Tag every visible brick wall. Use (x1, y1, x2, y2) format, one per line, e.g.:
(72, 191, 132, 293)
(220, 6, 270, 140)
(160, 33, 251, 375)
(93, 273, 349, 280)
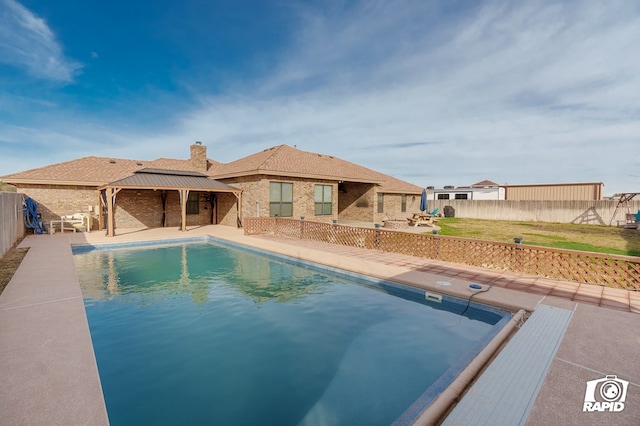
(114, 190, 163, 228)
(190, 142, 208, 172)
(222, 177, 420, 224)
(291, 179, 337, 222)
(14, 181, 423, 231)
(337, 182, 375, 222)
(376, 193, 420, 222)
(221, 176, 267, 218)
(15, 185, 234, 231)
(114, 190, 230, 228)
(216, 192, 239, 227)
(15, 184, 100, 230)
(335, 184, 419, 223)
(223, 175, 339, 223)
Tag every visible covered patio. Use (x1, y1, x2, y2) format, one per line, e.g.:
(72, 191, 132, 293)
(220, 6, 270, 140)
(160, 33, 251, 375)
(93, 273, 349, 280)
(98, 168, 243, 236)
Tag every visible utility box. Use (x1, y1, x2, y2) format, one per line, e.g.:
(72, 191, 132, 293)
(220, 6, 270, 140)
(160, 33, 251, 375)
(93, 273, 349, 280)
(444, 205, 455, 218)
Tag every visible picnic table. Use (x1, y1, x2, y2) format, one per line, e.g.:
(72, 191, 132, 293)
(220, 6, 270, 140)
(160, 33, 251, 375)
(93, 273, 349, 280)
(407, 213, 437, 227)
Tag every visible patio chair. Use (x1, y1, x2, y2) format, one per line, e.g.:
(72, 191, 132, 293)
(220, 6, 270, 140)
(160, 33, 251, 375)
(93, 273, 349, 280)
(58, 212, 92, 232)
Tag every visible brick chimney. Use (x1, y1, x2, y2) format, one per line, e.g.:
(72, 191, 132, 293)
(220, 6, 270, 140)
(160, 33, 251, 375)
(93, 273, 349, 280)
(190, 141, 207, 171)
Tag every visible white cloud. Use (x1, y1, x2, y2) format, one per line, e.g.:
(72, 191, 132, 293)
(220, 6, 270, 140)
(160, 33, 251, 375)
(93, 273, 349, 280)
(1, 0, 639, 195)
(176, 0, 637, 193)
(0, 0, 82, 81)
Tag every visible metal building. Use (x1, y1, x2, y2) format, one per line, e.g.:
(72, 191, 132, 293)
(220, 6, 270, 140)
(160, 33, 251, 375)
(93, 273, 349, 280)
(502, 182, 604, 201)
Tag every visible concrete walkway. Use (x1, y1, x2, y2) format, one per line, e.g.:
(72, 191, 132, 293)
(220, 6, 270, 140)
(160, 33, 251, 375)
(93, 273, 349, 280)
(1, 225, 638, 425)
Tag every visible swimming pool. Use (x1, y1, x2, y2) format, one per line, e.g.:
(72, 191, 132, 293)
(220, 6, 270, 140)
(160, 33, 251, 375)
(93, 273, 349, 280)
(73, 238, 510, 425)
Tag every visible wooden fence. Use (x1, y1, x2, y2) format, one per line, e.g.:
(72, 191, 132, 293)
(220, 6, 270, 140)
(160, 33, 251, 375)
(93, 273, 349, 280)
(0, 192, 26, 258)
(244, 217, 640, 290)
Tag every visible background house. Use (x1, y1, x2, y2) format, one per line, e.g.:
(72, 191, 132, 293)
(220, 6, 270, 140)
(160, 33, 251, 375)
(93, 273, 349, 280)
(429, 180, 505, 201)
(210, 144, 422, 224)
(429, 180, 603, 201)
(1, 142, 423, 232)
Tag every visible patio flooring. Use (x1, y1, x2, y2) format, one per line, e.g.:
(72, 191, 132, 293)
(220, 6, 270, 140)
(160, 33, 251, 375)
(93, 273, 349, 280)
(1, 225, 638, 425)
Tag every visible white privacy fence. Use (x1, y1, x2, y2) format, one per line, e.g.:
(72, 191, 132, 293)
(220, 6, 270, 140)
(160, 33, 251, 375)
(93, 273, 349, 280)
(427, 199, 640, 225)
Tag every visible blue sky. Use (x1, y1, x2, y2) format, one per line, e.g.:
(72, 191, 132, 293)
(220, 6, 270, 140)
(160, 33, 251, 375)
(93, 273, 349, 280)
(1, 0, 639, 195)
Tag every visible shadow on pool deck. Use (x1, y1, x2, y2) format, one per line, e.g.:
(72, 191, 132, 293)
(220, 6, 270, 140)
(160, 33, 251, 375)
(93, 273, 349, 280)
(1, 225, 638, 425)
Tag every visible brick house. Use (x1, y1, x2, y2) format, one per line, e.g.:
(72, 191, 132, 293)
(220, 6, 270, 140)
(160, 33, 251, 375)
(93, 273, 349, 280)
(1, 142, 423, 234)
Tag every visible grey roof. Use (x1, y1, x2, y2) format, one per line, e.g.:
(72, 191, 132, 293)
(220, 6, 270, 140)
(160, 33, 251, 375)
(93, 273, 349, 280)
(101, 169, 240, 192)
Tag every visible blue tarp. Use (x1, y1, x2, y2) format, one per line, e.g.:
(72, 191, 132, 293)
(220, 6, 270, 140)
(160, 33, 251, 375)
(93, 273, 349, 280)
(24, 197, 46, 234)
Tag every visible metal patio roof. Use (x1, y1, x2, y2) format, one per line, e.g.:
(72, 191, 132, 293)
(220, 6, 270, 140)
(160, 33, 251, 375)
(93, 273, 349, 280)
(99, 168, 241, 193)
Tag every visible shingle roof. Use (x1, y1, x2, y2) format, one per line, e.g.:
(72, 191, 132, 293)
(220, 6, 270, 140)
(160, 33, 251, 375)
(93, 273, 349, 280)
(0, 157, 217, 186)
(212, 145, 375, 180)
(212, 145, 422, 194)
(1, 144, 422, 194)
(1, 156, 144, 185)
(470, 180, 500, 188)
(150, 158, 222, 173)
(136, 168, 207, 177)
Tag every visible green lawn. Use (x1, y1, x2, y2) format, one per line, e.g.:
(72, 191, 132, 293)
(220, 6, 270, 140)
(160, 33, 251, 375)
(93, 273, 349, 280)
(435, 218, 640, 257)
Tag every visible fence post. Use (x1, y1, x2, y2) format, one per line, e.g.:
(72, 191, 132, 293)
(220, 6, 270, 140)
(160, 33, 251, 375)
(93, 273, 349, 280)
(331, 220, 337, 244)
(514, 238, 523, 273)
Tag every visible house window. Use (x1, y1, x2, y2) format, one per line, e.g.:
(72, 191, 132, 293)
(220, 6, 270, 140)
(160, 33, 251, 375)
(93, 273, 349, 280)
(437, 194, 450, 200)
(269, 182, 293, 217)
(314, 185, 332, 215)
(377, 193, 384, 213)
(401, 194, 407, 212)
(455, 193, 468, 200)
(186, 192, 199, 214)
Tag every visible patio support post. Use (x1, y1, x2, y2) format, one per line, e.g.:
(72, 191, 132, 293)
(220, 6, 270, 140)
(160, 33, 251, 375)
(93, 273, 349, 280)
(106, 187, 115, 237)
(212, 194, 218, 224)
(98, 191, 104, 231)
(233, 191, 243, 228)
(179, 189, 188, 232)
(160, 191, 168, 227)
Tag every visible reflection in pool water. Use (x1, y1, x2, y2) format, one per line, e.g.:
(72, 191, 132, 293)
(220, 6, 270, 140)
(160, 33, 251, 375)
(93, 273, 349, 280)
(74, 241, 508, 426)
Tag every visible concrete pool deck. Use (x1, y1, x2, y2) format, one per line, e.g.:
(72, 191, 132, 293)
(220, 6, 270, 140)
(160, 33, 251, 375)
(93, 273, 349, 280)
(1, 225, 638, 425)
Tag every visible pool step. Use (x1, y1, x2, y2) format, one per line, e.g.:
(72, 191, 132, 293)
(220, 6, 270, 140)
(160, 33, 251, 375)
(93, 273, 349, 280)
(442, 304, 574, 426)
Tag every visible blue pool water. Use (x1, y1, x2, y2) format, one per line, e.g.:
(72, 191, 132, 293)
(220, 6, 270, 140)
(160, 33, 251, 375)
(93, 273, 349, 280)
(73, 238, 510, 425)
